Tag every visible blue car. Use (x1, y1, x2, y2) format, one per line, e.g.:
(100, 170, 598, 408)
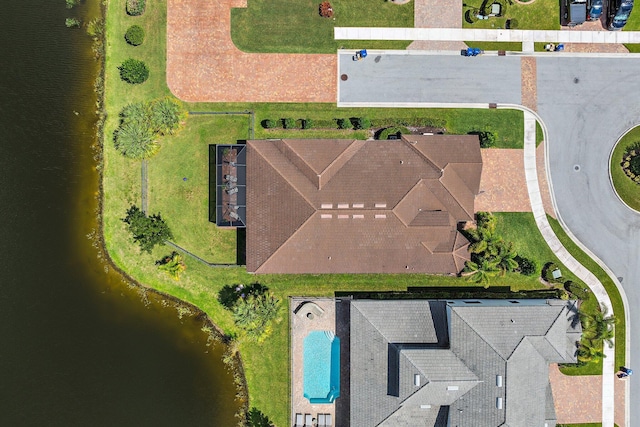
(608, 0, 634, 30)
(589, 0, 604, 20)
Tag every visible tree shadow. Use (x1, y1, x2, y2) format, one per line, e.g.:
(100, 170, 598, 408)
(218, 283, 269, 309)
(246, 407, 275, 427)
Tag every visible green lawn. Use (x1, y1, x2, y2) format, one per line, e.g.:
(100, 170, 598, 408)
(231, 0, 413, 53)
(462, 0, 560, 30)
(610, 125, 640, 211)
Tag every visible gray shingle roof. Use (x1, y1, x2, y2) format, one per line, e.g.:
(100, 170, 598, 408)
(348, 299, 580, 427)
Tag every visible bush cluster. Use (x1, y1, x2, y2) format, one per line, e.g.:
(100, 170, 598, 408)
(282, 118, 296, 129)
(126, 0, 146, 16)
(113, 98, 187, 159)
(469, 130, 496, 148)
(125, 25, 145, 46)
(621, 144, 640, 184)
(378, 126, 410, 140)
(118, 58, 149, 84)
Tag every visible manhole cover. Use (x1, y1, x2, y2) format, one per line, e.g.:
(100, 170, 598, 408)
(574, 165, 580, 171)
(341, 74, 348, 81)
(573, 77, 580, 84)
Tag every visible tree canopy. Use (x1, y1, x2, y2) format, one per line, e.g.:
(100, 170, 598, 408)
(122, 205, 173, 253)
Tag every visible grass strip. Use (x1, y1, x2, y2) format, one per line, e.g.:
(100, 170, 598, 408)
(548, 217, 626, 374)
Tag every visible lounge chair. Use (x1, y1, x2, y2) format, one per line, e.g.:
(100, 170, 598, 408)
(326, 414, 332, 426)
(317, 414, 326, 427)
(305, 414, 313, 426)
(295, 413, 303, 426)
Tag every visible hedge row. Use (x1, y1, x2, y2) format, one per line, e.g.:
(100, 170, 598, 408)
(261, 117, 448, 130)
(261, 117, 372, 130)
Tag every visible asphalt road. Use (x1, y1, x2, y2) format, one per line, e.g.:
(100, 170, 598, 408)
(536, 56, 640, 424)
(339, 52, 639, 424)
(338, 52, 522, 105)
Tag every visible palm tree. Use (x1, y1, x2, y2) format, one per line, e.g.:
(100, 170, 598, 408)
(580, 308, 616, 348)
(157, 252, 186, 280)
(463, 259, 500, 287)
(576, 339, 606, 363)
(496, 242, 519, 275)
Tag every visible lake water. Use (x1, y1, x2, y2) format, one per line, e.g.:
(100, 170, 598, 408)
(0, 0, 240, 425)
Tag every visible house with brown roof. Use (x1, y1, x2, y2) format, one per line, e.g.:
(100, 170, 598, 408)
(239, 135, 482, 274)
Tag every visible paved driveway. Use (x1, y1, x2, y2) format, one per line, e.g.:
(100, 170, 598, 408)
(338, 52, 521, 105)
(536, 56, 640, 425)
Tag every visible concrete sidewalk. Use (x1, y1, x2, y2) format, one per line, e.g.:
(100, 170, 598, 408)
(336, 27, 640, 44)
(520, 108, 616, 427)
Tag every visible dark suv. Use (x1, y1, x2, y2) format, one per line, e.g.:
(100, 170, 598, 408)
(589, 0, 604, 20)
(608, 0, 634, 30)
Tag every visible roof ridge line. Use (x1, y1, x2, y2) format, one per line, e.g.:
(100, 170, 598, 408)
(451, 307, 509, 361)
(254, 212, 316, 273)
(317, 139, 364, 189)
(440, 164, 475, 219)
(402, 136, 443, 172)
(254, 141, 316, 207)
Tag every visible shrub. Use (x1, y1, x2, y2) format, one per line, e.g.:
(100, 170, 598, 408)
(353, 117, 371, 130)
(507, 18, 518, 29)
(157, 252, 186, 280)
(125, 25, 145, 46)
(515, 255, 537, 276)
(126, 0, 146, 16)
(629, 155, 640, 176)
(65, 18, 81, 28)
(301, 119, 313, 130)
(118, 58, 149, 84)
(378, 126, 410, 140)
(261, 119, 277, 129)
(232, 291, 281, 343)
(149, 97, 186, 135)
(564, 280, 590, 300)
(337, 118, 352, 129)
(282, 118, 296, 129)
(470, 131, 496, 148)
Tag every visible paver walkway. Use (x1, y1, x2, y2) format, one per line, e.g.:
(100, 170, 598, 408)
(335, 27, 640, 44)
(408, 0, 466, 51)
(549, 364, 626, 427)
(167, 0, 336, 102)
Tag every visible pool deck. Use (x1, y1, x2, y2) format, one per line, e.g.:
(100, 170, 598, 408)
(290, 297, 337, 426)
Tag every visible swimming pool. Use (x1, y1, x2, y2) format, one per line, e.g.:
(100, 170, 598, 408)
(303, 330, 340, 404)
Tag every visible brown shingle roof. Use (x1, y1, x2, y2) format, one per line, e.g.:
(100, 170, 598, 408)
(246, 135, 482, 274)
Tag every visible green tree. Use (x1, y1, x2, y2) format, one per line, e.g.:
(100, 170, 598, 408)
(149, 97, 186, 135)
(113, 120, 158, 159)
(232, 292, 281, 343)
(118, 58, 149, 84)
(580, 309, 615, 349)
(157, 252, 186, 280)
(576, 339, 605, 363)
(124, 25, 145, 46)
(122, 206, 173, 253)
(462, 259, 500, 287)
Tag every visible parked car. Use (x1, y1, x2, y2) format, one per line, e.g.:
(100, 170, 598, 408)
(589, 0, 604, 20)
(608, 0, 634, 30)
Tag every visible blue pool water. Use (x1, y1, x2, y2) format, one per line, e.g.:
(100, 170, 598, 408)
(303, 330, 340, 404)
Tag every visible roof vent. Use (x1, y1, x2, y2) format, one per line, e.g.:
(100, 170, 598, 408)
(496, 397, 503, 409)
(496, 375, 503, 387)
(420, 405, 431, 409)
(414, 374, 421, 386)
(447, 385, 459, 391)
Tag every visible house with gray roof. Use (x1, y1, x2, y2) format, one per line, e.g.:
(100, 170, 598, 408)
(340, 298, 581, 427)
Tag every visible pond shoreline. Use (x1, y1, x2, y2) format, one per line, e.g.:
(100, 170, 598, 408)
(94, 1, 249, 422)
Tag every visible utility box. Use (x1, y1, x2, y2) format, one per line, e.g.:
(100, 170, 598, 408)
(566, 0, 587, 25)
